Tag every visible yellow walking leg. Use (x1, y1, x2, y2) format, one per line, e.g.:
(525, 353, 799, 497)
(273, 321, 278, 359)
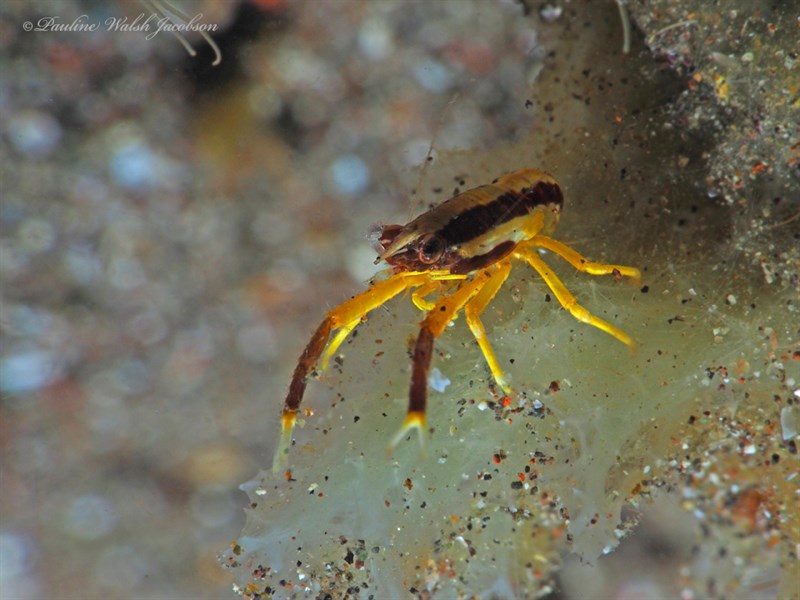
(526, 236, 641, 283)
(411, 280, 441, 312)
(464, 259, 513, 394)
(411, 272, 468, 312)
(514, 248, 636, 349)
(319, 319, 360, 372)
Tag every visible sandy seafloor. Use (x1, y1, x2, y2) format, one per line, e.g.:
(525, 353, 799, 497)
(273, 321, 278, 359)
(1, 1, 798, 599)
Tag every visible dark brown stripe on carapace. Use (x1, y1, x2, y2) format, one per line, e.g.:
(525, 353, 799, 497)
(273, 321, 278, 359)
(409, 325, 434, 415)
(437, 181, 563, 247)
(451, 240, 515, 275)
(284, 317, 333, 412)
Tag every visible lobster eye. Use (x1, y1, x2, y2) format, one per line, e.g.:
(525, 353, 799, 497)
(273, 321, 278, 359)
(418, 234, 444, 264)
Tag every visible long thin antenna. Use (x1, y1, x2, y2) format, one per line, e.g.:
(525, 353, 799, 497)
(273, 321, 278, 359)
(141, 0, 222, 66)
(645, 19, 697, 48)
(409, 92, 460, 219)
(615, 0, 631, 54)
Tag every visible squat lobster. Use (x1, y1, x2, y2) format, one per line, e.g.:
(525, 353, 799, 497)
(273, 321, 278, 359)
(274, 169, 640, 469)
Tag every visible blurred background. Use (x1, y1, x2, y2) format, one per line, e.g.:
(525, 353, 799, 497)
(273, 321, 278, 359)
(0, 2, 550, 597)
(1, 1, 796, 599)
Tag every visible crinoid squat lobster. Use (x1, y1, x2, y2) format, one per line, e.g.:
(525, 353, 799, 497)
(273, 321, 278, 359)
(273, 169, 640, 469)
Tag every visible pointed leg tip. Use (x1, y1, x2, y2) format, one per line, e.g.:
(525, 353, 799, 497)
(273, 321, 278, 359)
(496, 376, 512, 395)
(272, 410, 297, 473)
(271, 451, 287, 474)
(626, 268, 642, 286)
(616, 330, 637, 355)
(387, 411, 427, 455)
(272, 438, 289, 473)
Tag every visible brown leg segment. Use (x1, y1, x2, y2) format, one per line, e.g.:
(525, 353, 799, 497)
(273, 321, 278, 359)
(274, 317, 333, 472)
(282, 317, 333, 423)
(409, 325, 435, 415)
(274, 271, 434, 471)
(389, 271, 492, 451)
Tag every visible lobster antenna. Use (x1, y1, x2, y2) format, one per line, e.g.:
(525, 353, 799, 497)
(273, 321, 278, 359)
(408, 91, 461, 219)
